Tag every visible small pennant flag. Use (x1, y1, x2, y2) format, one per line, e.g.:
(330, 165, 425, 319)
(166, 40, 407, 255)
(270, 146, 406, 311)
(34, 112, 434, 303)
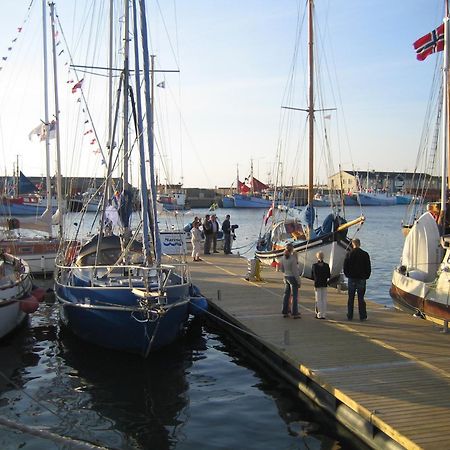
(71, 79, 84, 93)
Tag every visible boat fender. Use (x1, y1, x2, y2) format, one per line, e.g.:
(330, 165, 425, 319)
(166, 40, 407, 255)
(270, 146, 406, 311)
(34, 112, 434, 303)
(20, 295, 39, 313)
(31, 286, 46, 302)
(189, 296, 208, 316)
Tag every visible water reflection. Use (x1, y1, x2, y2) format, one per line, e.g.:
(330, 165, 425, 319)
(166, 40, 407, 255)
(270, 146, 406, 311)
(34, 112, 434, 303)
(56, 320, 207, 449)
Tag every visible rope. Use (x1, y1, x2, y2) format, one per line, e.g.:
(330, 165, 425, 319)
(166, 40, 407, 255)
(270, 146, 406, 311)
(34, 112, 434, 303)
(0, 370, 106, 449)
(189, 298, 274, 342)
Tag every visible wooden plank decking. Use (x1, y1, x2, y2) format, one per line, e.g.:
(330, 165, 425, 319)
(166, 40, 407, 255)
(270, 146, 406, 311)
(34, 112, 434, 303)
(186, 253, 450, 450)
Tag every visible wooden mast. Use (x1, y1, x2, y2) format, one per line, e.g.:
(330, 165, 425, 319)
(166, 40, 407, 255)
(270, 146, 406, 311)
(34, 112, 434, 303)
(307, 0, 314, 205)
(441, 1, 449, 227)
(446, 0, 450, 203)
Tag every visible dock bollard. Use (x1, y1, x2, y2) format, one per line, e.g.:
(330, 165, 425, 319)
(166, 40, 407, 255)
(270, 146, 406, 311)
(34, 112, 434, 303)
(245, 258, 262, 282)
(217, 290, 221, 301)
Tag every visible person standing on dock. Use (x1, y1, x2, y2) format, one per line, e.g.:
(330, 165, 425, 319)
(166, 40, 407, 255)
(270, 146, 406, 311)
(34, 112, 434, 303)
(311, 251, 330, 319)
(279, 243, 301, 319)
(222, 214, 232, 254)
(202, 214, 212, 254)
(344, 238, 371, 321)
(210, 214, 220, 253)
(191, 221, 203, 262)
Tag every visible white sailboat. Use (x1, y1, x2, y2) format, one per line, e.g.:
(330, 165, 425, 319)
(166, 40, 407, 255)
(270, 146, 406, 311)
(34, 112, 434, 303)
(255, 0, 364, 280)
(390, 8, 450, 323)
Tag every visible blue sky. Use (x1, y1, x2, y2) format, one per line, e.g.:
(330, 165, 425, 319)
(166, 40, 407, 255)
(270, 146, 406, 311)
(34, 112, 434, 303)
(0, 0, 445, 189)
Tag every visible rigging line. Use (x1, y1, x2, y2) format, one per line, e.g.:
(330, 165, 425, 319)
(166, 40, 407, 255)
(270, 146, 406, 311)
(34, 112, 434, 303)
(0, 369, 105, 448)
(155, 0, 181, 70)
(0, 416, 107, 450)
(54, 10, 108, 167)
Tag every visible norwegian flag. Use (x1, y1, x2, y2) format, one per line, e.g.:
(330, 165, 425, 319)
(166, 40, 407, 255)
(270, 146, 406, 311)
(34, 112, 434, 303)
(413, 23, 444, 61)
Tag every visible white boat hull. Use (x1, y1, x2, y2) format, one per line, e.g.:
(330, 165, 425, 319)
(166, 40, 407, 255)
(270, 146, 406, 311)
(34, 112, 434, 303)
(390, 212, 450, 321)
(0, 301, 26, 338)
(257, 236, 350, 280)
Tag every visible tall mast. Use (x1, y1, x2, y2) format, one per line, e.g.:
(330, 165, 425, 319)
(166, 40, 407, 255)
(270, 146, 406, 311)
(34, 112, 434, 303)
(107, 0, 114, 201)
(441, 9, 449, 226)
(307, 0, 314, 204)
(132, 0, 151, 262)
(139, 0, 162, 263)
(123, 0, 130, 190)
(42, 0, 52, 233)
(49, 2, 63, 238)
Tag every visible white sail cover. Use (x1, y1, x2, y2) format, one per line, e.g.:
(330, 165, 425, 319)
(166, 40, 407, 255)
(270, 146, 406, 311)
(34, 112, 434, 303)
(402, 212, 442, 281)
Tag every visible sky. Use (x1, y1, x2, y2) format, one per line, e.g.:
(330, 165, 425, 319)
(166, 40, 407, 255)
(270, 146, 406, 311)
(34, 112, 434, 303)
(0, 0, 445, 189)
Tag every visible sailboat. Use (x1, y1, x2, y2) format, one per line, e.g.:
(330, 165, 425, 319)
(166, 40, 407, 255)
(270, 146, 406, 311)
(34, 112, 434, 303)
(0, 0, 62, 275)
(224, 162, 274, 209)
(0, 251, 42, 340)
(54, 0, 203, 356)
(390, 10, 450, 323)
(255, 0, 364, 280)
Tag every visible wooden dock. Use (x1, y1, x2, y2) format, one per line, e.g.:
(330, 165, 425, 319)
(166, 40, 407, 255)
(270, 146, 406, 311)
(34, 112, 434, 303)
(187, 253, 450, 450)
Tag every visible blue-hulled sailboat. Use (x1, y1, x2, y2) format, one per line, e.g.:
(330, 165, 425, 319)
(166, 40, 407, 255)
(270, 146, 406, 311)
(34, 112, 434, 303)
(54, 0, 202, 356)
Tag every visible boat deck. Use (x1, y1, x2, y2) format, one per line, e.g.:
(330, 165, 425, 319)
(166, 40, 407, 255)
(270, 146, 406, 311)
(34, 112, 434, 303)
(186, 253, 450, 450)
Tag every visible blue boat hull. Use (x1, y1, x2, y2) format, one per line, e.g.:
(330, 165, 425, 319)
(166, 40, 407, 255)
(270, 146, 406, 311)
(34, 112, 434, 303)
(233, 194, 272, 208)
(221, 196, 235, 208)
(0, 202, 49, 216)
(356, 192, 396, 206)
(56, 282, 190, 355)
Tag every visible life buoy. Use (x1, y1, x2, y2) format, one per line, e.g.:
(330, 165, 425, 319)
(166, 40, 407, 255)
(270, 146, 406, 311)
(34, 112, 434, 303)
(20, 295, 39, 313)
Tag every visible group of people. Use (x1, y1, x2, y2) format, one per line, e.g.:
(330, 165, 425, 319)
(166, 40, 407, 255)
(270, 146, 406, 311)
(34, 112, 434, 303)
(280, 238, 371, 321)
(190, 214, 234, 262)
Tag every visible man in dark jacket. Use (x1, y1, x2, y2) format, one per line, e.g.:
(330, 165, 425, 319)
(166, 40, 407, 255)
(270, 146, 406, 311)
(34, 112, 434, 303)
(202, 214, 212, 254)
(343, 238, 371, 321)
(222, 214, 232, 254)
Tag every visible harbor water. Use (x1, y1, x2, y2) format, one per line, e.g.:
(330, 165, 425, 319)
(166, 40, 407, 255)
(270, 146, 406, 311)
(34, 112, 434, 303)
(0, 206, 407, 449)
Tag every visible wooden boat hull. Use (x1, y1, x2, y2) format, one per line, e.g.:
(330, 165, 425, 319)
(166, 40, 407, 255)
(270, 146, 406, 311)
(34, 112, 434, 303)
(390, 212, 450, 323)
(390, 271, 450, 322)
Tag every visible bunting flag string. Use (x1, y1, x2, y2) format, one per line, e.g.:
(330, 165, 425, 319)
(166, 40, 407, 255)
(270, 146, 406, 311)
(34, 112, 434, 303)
(0, 1, 34, 72)
(51, 11, 105, 161)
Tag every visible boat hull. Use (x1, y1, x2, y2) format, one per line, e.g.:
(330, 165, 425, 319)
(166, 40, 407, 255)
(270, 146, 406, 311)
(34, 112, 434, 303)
(390, 271, 450, 321)
(255, 233, 350, 280)
(356, 192, 396, 206)
(0, 255, 34, 339)
(233, 194, 272, 208)
(390, 212, 450, 322)
(0, 301, 27, 339)
(55, 281, 191, 355)
(221, 196, 235, 208)
(0, 238, 59, 274)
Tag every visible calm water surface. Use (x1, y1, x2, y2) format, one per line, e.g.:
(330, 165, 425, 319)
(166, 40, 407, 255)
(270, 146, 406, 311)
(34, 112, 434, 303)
(0, 206, 407, 449)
